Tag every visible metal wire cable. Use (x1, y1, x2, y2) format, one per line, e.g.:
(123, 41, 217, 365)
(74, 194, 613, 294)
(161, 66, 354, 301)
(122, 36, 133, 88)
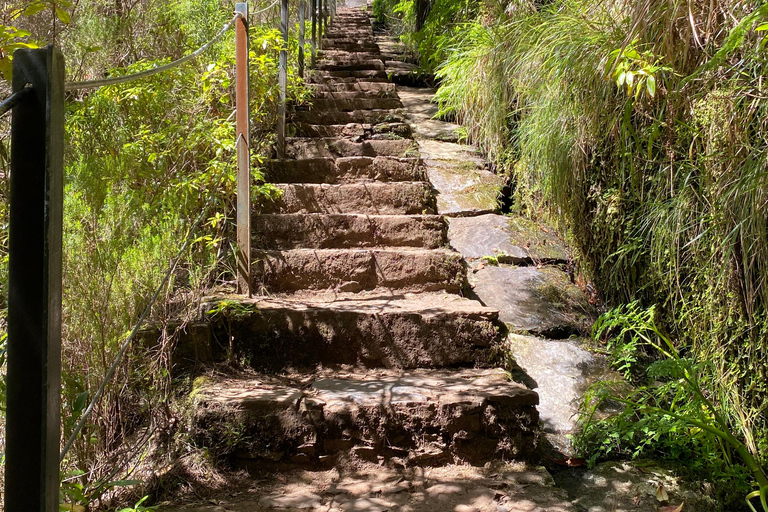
(250, 0, 279, 19)
(64, 12, 243, 91)
(59, 171, 228, 462)
(0, 86, 33, 117)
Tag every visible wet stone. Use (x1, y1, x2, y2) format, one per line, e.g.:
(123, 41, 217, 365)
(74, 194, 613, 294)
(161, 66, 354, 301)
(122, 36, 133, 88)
(448, 214, 568, 265)
(470, 266, 595, 338)
(506, 334, 613, 456)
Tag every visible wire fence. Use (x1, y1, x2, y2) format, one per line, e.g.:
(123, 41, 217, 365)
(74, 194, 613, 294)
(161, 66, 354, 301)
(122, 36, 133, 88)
(65, 13, 243, 91)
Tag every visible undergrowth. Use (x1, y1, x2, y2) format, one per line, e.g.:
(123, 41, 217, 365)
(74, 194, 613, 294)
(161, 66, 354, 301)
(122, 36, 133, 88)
(0, 0, 310, 508)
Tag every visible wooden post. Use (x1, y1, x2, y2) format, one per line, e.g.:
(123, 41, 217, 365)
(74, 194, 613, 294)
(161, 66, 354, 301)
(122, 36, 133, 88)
(235, 3, 251, 296)
(311, 0, 317, 67)
(277, 0, 288, 158)
(5, 44, 64, 512)
(299, 0, 305, 79)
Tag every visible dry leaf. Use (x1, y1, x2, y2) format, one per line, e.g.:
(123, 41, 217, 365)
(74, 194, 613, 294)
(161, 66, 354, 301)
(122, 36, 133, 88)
(655, 484, 669, 502)
(657, 503, 684, 512)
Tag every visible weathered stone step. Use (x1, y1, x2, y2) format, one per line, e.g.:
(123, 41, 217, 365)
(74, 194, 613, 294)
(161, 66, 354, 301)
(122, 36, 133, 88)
(316, 60, 385, 72)
(312, 69, 388, 80)
(306, 75, 389, 85)
(264, 156, 423, 183)
(192, 368, 538, 465)
(291, 108, 404, 125)
(321, 40, 380, 52)
(252, 247, 465, 293)
(285, 138, 416, 159)
(316, 52, 384, 63)
(174, 292, 502, 370)
(256, 182, 436, 215)
(252, 213, 447, 249)
(290, 121, 411, 139)
(325, 30, 374, 38)
(309, 81, 397, 94)
(312, 90, 398, 100)
(310, 97, 403, 111)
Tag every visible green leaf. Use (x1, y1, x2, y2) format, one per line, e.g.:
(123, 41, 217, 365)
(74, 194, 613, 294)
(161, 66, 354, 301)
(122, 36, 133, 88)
(23, 3, 47, 16)
(646, 75, 656, 97)
(55, 7, 71, 24)
(105, 479, 141, 488)
(73, 391, 88, 413)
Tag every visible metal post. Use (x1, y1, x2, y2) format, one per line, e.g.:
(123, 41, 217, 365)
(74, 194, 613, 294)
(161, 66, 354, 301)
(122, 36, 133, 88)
(320, 0, 324, 41)
(331, 0, 335, 23)
(277, 0, 288, 159)
(321, 0, 326, 38)
(311, 0, 317, 67)
(235, 3, 251, 296)
(5, 45, 64, 512)
(299, 0, 305, 79)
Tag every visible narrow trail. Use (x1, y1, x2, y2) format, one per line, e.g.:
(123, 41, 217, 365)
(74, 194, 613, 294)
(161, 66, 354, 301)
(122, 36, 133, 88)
(160, 6, 711, 512)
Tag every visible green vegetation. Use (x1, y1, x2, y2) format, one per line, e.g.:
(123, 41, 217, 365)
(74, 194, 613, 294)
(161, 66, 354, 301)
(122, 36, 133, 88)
(0, 0, 310, 508)
(374, 0, 768, 507)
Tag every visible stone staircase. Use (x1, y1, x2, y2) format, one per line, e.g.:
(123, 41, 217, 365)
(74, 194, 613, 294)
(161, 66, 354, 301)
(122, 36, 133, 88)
(178, 7, 539, 469)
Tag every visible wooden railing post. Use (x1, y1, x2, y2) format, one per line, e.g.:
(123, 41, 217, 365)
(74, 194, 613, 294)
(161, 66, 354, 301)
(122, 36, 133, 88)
(235, 2, 251, 296)
(5, 44, 64, 512)
(299, 0, 305, 79)
(277, 0, 288, 158)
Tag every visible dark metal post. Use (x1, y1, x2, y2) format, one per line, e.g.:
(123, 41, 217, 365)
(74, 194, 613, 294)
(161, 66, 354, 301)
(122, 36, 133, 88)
(319, 0, 324, 40)
(323, 0, 328, 37)
(277, 0, 288, 158)
(311, 0, 317, 67)
(5, 45, 64, 512)
(235, 3, 251, 296)
(299, 0, 305, 79)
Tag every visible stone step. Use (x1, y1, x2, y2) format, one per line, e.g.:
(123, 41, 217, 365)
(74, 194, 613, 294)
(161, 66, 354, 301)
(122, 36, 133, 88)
(285, 138, 416, 159)
(312, 89, 399, 100)
(312, 69, 388, 80)
(309, 81, 397, 94)
(291, 108, 404, 125)
(255, 182, 436, 215)
(306, 75, 389, 85)
(316, 60, 385, 72)
(191, 368, 538, 465)
(310, 97, 403, 111)
(252, 247, 465, 293)
(173, 292, 502, 370)
(290, 121, 412, 139)
(252, 213, 447, 249)
(321, 40, 380, 52)
(325, 31, 374, 39)
(316, 52, 384, 63)
(264, 157, 424, 183)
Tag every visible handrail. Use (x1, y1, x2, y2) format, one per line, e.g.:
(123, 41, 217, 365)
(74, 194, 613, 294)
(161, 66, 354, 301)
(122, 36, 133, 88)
(0, 86, 33, 117)
(64, 12, 243, 91)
